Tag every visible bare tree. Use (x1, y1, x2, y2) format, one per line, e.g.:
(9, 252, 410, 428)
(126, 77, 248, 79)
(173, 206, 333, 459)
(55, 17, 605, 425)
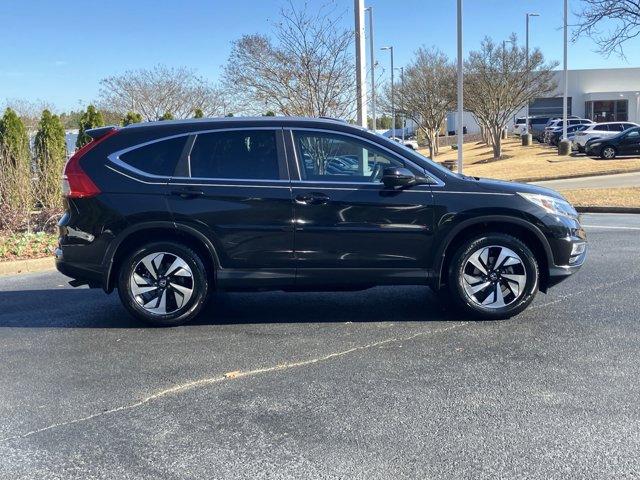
(464, 35, 558, 160)
(99, 65, 229, 121)
(222, 1, 356, 118)
(385, 48, 456, 158)
(574, 0, 640, 57)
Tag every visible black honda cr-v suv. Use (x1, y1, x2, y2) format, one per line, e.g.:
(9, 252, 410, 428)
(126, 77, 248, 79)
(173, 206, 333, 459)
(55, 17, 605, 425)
(56, 117, 587, 326)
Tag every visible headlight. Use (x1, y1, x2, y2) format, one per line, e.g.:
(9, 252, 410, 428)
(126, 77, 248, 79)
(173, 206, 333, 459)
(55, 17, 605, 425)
(518, 192, 578, 218)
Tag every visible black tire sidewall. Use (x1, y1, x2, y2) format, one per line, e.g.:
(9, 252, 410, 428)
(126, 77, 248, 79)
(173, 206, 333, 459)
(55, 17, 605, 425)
(448, 234, 539, 320)
(117, 242, 209, 326)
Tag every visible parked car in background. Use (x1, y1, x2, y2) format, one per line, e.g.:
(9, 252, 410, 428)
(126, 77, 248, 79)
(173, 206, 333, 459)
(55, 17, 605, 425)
(528, 117, 552, 142)
(55, 116, 586, 326)
(513, 117, 528, 135)
(543, 119, 593, 144)
(547, 124, 590, 147)
(390, 137, 419, 150)
(585, 126, 640, 159)
(574, 122, 639, 153)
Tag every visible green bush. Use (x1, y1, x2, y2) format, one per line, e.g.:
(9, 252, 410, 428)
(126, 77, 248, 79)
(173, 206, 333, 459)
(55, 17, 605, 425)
(76, 105, 105, 149)
(34, 110, 67, 212)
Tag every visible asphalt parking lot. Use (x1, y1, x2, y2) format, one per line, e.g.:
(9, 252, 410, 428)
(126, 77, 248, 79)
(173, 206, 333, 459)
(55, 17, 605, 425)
(1, 213, 639, 479)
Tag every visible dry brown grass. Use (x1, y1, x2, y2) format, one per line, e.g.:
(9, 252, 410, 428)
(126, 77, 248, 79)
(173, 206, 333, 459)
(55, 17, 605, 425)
(421, 137, 640, 182)
(559, 187, 640, 208)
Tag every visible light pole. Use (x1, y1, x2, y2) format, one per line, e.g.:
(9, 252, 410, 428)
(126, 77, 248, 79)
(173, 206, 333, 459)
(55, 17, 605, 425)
(456, 0, 463, 173)
(381, 46, 394, 136)
(354, 0, 367, 127)
(365, 6, 376, 131)
(559, 0, 570, 155)
(395, 67, 405, 141)
(525, 13, 540, 132)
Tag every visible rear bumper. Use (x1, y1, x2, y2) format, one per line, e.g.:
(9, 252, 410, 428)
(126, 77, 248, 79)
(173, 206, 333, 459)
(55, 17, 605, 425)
(55, 248, 103, 288)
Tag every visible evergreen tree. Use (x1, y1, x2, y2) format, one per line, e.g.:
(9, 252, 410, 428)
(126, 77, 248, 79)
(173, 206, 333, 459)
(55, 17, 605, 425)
(193, 108, 204, 118)
(122, 111, 142, 126)
(263, 110, 275, 116)
(0, 108, 32, 230)
(76, 105, 105, 149)
(159, 111, 174, 121)
(34, 110, 67, 211)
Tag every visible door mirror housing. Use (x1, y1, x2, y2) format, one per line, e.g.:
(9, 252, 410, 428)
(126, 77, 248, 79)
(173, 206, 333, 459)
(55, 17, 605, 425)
(382, 167, 431, 188)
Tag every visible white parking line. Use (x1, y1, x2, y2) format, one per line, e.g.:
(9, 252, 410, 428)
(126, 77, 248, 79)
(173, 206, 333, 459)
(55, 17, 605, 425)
(583, 225, 640, 230)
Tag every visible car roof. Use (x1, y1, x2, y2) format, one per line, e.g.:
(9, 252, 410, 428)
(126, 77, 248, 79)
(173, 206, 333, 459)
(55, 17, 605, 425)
(121, 116, 351, 131)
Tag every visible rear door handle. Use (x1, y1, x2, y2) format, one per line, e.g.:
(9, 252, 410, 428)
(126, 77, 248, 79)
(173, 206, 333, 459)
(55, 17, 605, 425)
(171, 188, 205, 199)
(295, 192, 330, 205)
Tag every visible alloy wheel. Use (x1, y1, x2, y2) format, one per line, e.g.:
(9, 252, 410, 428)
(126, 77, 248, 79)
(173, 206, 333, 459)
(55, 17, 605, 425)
(602, 147, 615, 159)
(130, 252, 194, 315)
(462, 245, 527, 309)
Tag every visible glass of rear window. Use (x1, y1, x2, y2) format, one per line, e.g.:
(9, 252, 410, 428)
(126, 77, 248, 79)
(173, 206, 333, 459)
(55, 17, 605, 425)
(119, 136, 187, 177)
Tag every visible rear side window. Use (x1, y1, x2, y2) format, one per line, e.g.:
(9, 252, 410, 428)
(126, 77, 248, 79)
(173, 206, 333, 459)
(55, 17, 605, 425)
(119, 136, 186, 176)
(189, 130, 279, 179)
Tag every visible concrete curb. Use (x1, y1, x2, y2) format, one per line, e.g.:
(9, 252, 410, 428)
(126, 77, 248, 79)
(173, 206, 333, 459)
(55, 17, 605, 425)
(0, 257, 55, 276)
(576, 206, 640, 214)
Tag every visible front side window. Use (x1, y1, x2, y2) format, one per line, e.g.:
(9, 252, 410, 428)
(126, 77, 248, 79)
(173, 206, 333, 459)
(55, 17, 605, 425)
(119, 136, 187, 176)
(624, 129, 640, 138)
(293, 131, 405, 183)
(189, 130, 279, 179)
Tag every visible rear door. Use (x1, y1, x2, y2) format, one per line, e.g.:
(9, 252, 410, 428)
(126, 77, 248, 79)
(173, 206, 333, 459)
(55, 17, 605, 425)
(167, 128, 295, 278)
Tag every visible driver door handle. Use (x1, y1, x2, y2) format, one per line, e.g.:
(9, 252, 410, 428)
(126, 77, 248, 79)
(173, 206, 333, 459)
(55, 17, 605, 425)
(295, 192, 330, 205)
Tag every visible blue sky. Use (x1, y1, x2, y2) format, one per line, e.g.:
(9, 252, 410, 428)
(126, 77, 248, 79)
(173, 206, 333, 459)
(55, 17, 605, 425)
(1, 0, 638, 112)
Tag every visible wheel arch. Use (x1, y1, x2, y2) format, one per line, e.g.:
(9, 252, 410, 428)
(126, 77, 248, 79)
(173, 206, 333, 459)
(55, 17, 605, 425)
(102, 221, 220, 293)
(434, 215, 554, 293)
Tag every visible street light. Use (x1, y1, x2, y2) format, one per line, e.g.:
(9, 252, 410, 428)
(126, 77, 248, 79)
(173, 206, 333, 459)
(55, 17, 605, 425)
(395, 66, 405, 141)
(456, 0, 463, 173)
(525, 12, 540, 132)
(559, 0, 570, 155)
(365, 6, 376, 131)
(381, 46, 394, 135)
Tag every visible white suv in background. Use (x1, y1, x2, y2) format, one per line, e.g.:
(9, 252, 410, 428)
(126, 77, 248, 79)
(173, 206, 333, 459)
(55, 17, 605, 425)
(574, 122, 639, 152)
(513, 117, 528, 135)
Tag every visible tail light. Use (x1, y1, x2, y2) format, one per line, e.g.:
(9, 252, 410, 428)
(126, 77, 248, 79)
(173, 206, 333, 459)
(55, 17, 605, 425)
(62, 128, 118, 198)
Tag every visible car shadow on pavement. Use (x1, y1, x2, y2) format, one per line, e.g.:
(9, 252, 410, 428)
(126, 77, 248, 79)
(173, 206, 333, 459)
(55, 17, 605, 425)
(0, 286, 463, 329)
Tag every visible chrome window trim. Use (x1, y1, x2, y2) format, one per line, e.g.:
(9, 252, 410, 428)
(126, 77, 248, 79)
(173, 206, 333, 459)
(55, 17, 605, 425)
(108, 127, 286, 183)
(288, 128, 446, 187)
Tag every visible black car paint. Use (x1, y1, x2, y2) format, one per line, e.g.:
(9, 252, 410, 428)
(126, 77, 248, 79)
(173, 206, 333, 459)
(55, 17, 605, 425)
(56, 117, 586, 295)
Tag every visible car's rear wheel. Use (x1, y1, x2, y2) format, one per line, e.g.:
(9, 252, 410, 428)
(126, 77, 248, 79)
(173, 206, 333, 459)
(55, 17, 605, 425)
(601, 146, 617, 159)
(447, 233, 539, 319)
(117, 242, 209, 326)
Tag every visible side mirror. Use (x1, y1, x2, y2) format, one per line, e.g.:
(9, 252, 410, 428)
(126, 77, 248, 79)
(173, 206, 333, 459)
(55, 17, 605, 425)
(382, 167, 416, 188)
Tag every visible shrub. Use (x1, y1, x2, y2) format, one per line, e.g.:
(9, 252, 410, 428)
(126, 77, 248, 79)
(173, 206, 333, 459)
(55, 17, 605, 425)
(76, 105, 105, 149)
(34, 110, 67, 213)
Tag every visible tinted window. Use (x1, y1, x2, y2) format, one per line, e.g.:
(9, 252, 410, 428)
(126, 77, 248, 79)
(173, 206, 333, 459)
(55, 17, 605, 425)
(294, 131, 405, 183)
(610, 123, 625, 132)
(189, 130, 279, 179)
(120, 136, 186, 176)
(625, 129, 640, 138)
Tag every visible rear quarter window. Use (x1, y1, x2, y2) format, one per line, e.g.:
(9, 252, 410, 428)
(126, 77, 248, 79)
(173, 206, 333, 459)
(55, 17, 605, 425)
(119, 136, 187, 176)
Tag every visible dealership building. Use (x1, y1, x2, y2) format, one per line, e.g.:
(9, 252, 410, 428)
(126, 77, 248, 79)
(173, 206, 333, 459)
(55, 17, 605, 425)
(445, 67, 640, 134)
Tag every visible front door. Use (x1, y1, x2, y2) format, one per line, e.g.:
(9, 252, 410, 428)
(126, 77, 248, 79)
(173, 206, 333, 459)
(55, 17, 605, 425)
(168, 128, 295, 283)
(287, 129, 435, 285)
(618, 129, 640, 155)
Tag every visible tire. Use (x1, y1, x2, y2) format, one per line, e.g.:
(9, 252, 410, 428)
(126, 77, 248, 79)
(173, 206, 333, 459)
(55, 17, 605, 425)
(601, 145, 617, 159)
(117, 241, 209, 326)
(447, 233, 539, 320)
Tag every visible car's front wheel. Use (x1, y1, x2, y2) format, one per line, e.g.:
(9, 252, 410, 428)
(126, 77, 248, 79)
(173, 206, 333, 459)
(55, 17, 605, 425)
(448, 233, 539, 319)
(601, 145, 617, 159)
(117, 242, 209, 326)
